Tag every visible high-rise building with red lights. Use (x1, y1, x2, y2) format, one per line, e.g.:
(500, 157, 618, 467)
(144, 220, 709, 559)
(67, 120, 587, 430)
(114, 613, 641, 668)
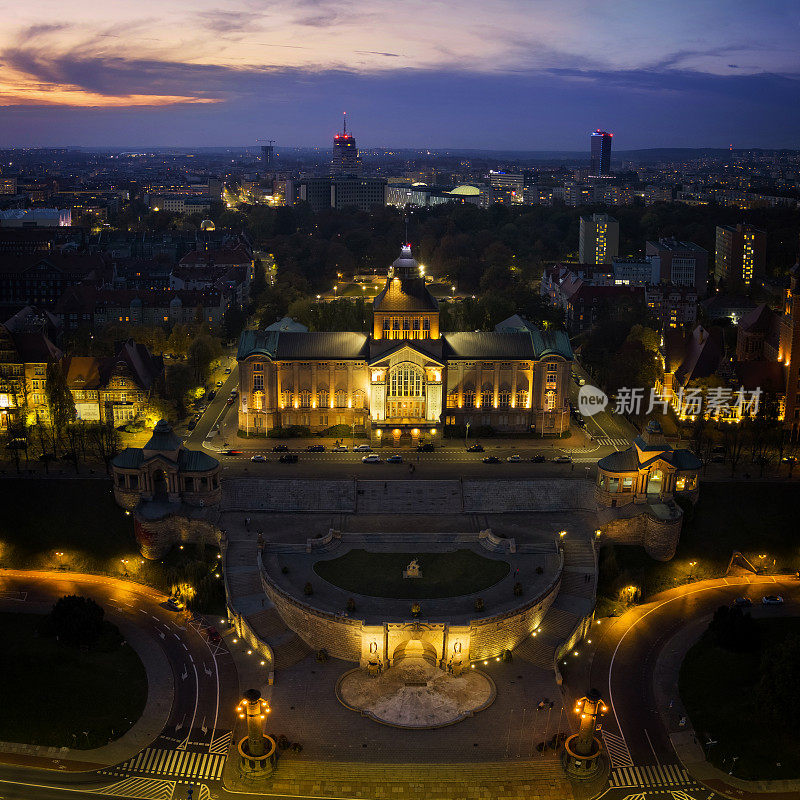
(332, 113, 361, 176)
(589, 130, 613, 177)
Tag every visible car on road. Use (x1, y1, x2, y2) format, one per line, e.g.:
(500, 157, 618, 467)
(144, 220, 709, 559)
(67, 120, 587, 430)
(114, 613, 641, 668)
(482, 455, 501, 464)
(553, 455, 572, 464)
(187, 416, 199, 431)
(207, 390, 216, 400)
(279, 453, 298, 463)
(467, 443, 484, 452)
(732, 597, 753, 608)
(531, 454, 546, 463)
(226, 395, 237, 406)
(224, 449, 244, 456)
(167, 596, 184, 611)
(417, 443, 435, 452)
(224, 367, 232, 374)
(204, 626, 222, 644)
(574, 415, 586, 427)
(354, 444, 372, 452)
(762, 595, 784, 605)
(272, 444, 289, 452)
(386, 454, 403, 464)
(306, 444, 325, 452)
(215, 380, 223, 387)
(507, 454, 521, 462)
(332, 445, 348, 452)
(362, 454, 381, 463)
(250, 454, 267, 462)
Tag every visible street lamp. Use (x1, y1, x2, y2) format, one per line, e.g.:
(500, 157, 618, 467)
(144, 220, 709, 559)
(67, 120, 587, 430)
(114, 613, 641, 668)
(236, 689, 276, 777)
(562, 689, 606, 777)
(689, 560, 697, 580)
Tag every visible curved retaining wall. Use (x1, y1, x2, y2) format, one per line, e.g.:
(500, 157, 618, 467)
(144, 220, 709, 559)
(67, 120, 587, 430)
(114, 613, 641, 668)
(600, 511, 682, 561)
(258, 550, 564, 664)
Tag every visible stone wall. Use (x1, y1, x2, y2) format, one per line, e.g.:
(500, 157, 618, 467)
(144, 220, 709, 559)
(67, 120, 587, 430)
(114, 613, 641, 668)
(599, 510, 682, 561)
(223, 478, 596, 514)
(259, 549, 564, 664)
(134, 507, 222, 559)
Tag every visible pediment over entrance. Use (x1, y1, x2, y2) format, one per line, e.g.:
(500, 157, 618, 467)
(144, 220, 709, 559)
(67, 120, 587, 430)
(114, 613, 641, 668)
(368, 340, 444, 369)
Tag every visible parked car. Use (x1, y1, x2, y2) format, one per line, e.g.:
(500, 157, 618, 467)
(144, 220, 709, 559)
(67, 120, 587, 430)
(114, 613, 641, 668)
(332, 445, 348, 452)
(250, 454, 267, 462)
(483, 456, 501, 464)
(207, 390, 216, 400)
(167, 596, 184, 611)
(224, 449, 243, 456)
(354, 444, 372, 452)
(417, 442, 435, 452)
(279, 453, 298, 463)
(531, 455, 546, 463)
(506, 454, 521, 462)
(224, 367, 232, 374)
(362, 454, 381, 463)
(762, 595, 784, 605)
(386, 454, 403, 464)
(467, 443, 484, 452)
(306, 444, 325, 452)
(226, 395, 236, 406)
(215, 380, 223, 387)
(272, 444, 289, 452)
(553, 455, 572, 464)
(732, 597, 752, 608)
(187, 417, 199, 431)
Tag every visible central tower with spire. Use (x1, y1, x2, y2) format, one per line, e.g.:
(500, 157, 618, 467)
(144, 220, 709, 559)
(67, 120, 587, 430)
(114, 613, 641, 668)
(332, 112, 361, 176)
(372, 244, 440, 340)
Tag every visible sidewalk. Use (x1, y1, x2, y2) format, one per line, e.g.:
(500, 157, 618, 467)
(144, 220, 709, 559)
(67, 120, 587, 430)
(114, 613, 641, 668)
(0, 571, 174, 772)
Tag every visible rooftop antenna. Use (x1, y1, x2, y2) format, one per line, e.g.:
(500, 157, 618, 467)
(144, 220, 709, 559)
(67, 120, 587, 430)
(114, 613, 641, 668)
(404, 214, 409, 244)
(343, 111, 347, 135)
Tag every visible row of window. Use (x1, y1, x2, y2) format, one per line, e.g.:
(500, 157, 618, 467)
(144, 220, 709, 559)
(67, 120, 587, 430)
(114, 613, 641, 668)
(447, 390, 529, 408)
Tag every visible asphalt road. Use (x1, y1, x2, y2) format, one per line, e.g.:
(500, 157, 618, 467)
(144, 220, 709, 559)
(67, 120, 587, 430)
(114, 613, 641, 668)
(0, 573, 239, 800)
(587, 577, 800, 799)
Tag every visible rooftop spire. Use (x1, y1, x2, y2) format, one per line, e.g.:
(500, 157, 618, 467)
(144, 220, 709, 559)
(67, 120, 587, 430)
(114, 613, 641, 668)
(343, 111, 347, 135)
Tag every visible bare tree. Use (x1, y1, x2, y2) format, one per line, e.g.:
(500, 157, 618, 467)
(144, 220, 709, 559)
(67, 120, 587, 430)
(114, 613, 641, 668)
(88, 421, 121, 474)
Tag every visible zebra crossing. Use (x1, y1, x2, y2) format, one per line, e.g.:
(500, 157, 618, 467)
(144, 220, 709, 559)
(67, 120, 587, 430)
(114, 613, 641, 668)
(601, 730, 634, 768)
(610, 764, 692, 787)
(91, 777, 175, 799)
(121, 747, 225, 781)
(595, 437, 630, 447)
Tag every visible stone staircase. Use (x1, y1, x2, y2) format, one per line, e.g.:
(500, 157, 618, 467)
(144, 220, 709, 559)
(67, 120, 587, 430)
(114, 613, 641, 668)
(224, 536, 311, 672)
(223, 480, 355, 512)
(355, 480, 462, 513)
(463, 479, 596, 512)
(513, 536, 597, 672)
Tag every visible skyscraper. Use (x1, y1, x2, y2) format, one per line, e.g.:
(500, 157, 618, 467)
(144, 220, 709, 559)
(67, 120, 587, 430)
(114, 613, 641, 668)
(589, 130, 613, 177)
(332, 113, 360, 177)
(579, 213, 619, 265)
(714, 224, 766, 291)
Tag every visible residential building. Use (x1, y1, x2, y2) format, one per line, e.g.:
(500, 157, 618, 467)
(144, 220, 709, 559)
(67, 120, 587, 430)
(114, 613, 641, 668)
(714, 224, 766, 291)
(579, 213, 619, 265)
(297, 177, 386, 213)
(645, 284, 698, 329)
(645, 238, 708, 296)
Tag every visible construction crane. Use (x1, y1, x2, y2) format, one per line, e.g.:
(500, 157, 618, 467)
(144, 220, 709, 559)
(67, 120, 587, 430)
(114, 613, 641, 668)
(256, 139, 275, 167)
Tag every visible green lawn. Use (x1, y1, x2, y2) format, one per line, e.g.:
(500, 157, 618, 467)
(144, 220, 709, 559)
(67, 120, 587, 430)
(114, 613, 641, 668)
(0, 479, 225, 613)
(599, 483, 800, 602)
(0, 612, 147, 749)
(679, 617, 800, 780)
(313, 549, 510, 599)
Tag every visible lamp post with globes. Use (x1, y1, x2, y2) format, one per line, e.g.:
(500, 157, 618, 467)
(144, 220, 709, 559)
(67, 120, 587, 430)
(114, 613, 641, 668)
(236, 689, 276, 778)
(561, 689, 608, 779)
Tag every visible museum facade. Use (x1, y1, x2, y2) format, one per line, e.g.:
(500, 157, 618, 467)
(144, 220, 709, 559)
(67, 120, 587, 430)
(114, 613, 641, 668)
(237, 245, 573, 444)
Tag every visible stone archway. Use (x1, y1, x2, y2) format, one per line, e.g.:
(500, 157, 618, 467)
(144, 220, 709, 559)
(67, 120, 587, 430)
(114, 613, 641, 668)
(646, 468, 664, 496)
(392, 638, 438, 666)
(152, 469, 169, 502)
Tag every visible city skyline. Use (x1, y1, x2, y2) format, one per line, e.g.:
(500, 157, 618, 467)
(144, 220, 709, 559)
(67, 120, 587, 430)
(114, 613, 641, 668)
(1, 0, 800, 149)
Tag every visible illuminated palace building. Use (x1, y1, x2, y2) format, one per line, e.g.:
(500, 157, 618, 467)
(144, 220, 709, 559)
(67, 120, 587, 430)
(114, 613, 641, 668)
(237, 246, 573, 444)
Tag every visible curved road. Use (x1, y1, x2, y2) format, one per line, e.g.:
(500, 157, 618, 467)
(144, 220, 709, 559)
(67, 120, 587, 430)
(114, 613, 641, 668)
(0, 572, 239, 799)
(587, 575, 799, 798)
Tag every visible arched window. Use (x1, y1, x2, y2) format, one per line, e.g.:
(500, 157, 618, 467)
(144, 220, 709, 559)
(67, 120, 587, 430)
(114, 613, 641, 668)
(318, 389, 329, 408)
(388, 364, 424, 397)
(299, 390, 312, 408)
(281, 390, 292, 408)
(481, 388, 492, 408)
(335, 390, 347, 408)
(252, 391, 263, 411)
(464, 390, 475, 408)
(516, 389, 528, 408)
(545, 390, 556, 411)
(498, 390, 511, 408)
(353, 390, 365, 409)
(447, 392, 457, 409)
